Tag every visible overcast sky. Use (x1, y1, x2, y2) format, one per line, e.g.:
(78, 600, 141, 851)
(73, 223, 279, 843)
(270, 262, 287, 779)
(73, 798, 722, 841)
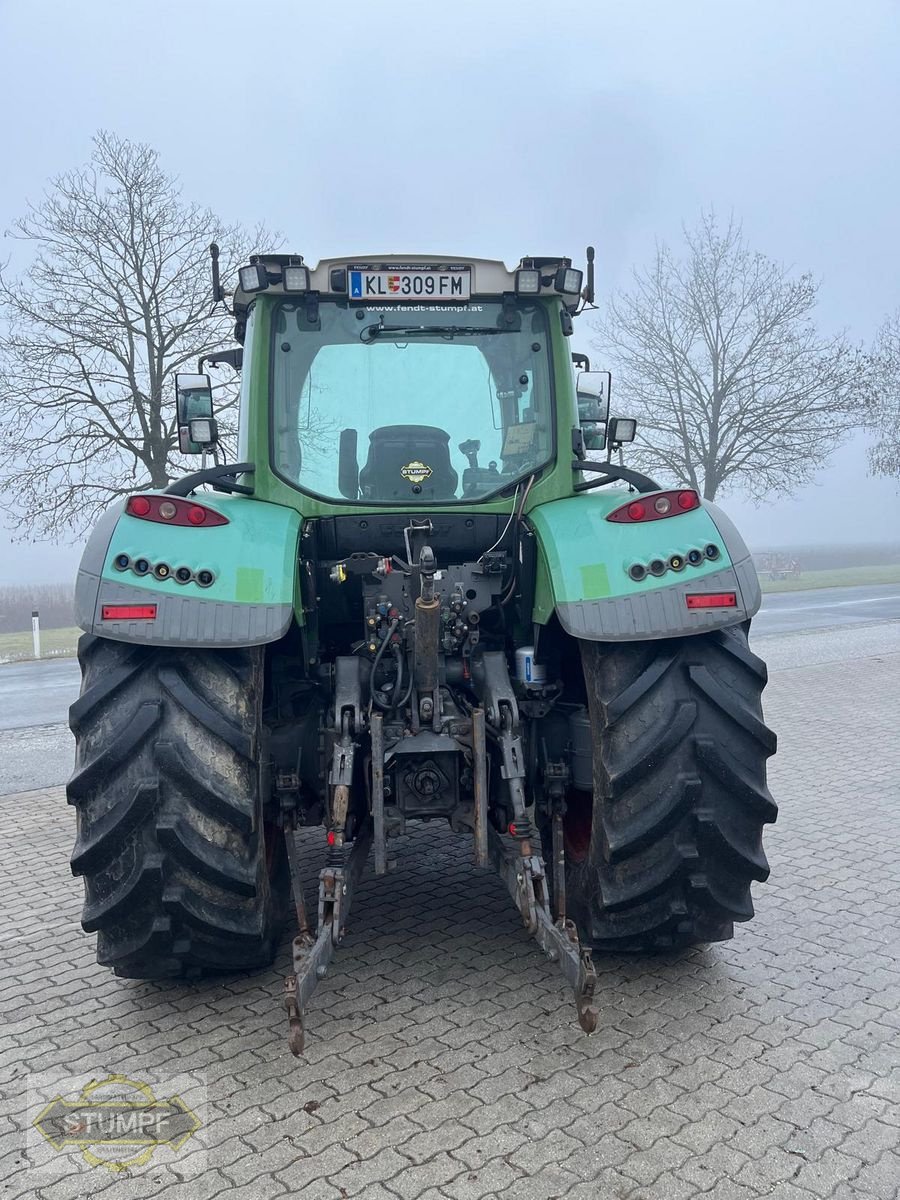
(1, 0, 898, 583)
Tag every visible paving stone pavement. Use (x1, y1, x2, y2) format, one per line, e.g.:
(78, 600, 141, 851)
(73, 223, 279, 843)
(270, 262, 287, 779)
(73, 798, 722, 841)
(1, 643, 899, 1199)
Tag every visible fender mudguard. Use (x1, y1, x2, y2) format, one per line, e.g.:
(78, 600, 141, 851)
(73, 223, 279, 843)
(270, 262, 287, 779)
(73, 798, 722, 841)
(74, 494, 301, 647)
(528, 492, 761, 641)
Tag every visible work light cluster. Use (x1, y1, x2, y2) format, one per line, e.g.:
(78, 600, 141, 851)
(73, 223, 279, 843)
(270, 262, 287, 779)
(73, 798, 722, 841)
(628, 543, 720, 582)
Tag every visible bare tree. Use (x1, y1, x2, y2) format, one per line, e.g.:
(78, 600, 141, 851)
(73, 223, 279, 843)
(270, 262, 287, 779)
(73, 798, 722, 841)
(594, 211, 862, 501)
(0, 132, 270, 538)
(865, 309, 900, 481)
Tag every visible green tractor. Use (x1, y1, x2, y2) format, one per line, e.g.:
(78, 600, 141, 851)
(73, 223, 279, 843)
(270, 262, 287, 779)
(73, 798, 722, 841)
(67, 249, 777, 1051)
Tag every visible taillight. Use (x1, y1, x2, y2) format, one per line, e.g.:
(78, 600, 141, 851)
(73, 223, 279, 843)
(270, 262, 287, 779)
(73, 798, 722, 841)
(125, 495, 228, 526)
(101, 604, 158, 620)
(607, 490, 699, 523)
(685, 593, 737, 609)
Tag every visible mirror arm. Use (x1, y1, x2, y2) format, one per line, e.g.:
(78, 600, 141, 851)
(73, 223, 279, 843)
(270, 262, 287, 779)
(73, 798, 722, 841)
(164, 463, 256, 497)
(571, 462, 662, 494)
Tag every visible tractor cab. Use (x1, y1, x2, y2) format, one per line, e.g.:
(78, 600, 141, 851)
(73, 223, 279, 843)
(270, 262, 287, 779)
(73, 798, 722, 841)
(226, 253, 603, 509)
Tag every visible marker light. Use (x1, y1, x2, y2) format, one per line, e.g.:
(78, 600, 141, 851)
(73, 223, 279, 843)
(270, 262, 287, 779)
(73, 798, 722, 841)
(238, 263, 269, 293)
(686, 593, 737, 609)
(101, 604, 158, 620)
(283, 265, 310, 292)
(126, 495, 229, 527)
(607, 489, 701, 523)
(515, 269, 541, 294)
(555, 266, 584, 295)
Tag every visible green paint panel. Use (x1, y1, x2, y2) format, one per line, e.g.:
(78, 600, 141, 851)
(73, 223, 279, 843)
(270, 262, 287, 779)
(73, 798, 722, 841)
(580, 563, 610, 597)
(528, 492, 732, 617)
(236, 566, 265, 603)
(101, 494, 301, 610)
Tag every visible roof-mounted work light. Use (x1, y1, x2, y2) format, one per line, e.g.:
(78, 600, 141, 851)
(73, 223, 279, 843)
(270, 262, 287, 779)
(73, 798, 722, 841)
(555, 266, 583, 295)
(283, 265, 310, 292)
(238, 263, 269, 293)
(515, 269, 541, 295)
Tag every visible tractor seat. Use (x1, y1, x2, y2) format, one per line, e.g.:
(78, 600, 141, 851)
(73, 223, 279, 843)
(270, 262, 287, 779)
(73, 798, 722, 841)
(358, 425, 459, 500)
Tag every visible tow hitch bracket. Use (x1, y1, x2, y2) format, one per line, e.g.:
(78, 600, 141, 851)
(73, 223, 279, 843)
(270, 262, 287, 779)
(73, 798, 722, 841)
(282, 820, 374, 1056)
(487, 827, 599, 1034)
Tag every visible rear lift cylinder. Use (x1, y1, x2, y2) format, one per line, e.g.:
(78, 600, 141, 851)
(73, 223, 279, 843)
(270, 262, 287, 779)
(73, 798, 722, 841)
(414, 595, 441, 694)
(414, 544, 440, 699)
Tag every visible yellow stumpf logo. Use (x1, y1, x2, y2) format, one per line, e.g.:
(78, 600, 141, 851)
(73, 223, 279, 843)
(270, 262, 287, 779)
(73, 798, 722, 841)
(33, 1075, 201, 1172)
(400, 460, 433, 485)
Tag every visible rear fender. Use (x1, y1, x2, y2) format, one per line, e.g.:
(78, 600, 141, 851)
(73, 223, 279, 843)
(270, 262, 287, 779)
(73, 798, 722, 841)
(74, 494, 301, 647)
(528, 492, 760, 640)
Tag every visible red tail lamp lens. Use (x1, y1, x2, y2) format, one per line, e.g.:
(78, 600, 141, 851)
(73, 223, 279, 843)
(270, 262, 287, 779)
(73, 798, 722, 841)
(686, 593, 737, 609)
(101, 604, 158, 620)
(125, 495, 228, 526)
(608, 490, 701, 523)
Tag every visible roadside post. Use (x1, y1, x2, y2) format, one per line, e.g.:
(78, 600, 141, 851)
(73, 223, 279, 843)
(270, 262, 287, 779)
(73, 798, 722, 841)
(32, 609, 41, 659)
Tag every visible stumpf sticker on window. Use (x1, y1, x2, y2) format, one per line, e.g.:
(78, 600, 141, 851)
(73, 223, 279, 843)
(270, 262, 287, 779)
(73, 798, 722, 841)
(400, 461, 433, 484)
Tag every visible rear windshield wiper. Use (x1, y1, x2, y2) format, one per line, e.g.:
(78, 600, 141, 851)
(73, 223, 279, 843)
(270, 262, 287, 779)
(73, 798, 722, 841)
(360, 322, 512, 343)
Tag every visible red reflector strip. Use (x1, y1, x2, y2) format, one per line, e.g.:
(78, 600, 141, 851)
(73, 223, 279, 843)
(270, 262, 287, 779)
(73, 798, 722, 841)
(101, 604, 158, 620)
(685, 593, 737, 609)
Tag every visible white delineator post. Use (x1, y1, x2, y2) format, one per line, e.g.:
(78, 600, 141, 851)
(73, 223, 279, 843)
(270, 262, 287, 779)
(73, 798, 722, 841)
(32, 609, 41, 659)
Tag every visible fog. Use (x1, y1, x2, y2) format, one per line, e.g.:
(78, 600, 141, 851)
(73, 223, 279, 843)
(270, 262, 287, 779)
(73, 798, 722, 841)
(1, 0, 898, 584)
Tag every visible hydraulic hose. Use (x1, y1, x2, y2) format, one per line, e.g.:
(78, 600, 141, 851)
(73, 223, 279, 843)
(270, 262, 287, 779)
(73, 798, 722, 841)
(390, 644, 404, 711)
(371, 618, 400, 710)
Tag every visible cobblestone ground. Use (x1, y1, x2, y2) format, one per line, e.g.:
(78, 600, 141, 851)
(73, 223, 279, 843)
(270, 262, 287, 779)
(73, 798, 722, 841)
(1, 643, 899, 1199)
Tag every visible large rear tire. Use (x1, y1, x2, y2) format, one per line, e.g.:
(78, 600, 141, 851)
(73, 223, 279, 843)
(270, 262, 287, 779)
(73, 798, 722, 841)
(67, 635, 287, 979)
(563, 623, 777, 952)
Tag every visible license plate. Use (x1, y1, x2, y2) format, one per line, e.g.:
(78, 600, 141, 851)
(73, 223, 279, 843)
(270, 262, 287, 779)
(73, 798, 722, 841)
(348, 269, 471, 302)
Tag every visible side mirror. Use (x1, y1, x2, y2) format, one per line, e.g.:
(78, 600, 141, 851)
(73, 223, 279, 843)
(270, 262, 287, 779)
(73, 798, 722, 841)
(175, 373, 218, 454)
(576, 371, 611, 423)
(576, 370, 611, 451)
(338, 428, 359, 499)
(608, 416, 637, 445)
